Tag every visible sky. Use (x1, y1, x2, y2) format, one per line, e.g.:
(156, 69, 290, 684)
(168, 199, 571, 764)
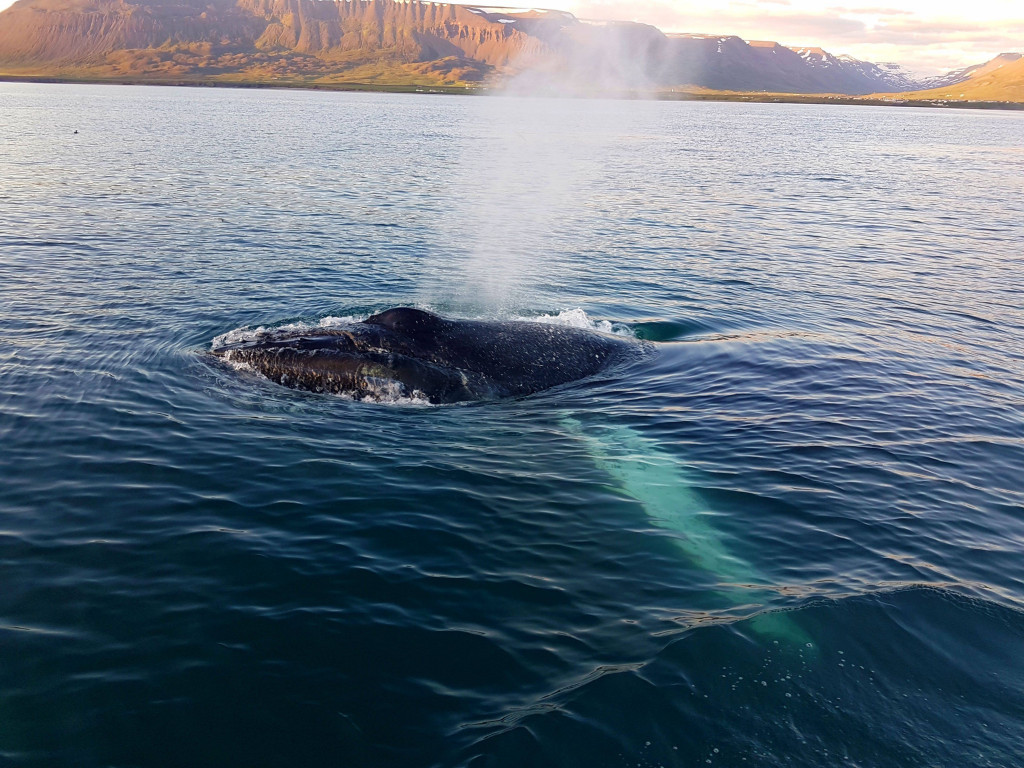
(0, 0, 1019, 74)
(559, 0, 1024, 74)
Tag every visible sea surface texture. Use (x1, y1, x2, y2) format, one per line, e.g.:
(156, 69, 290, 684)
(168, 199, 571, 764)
(2, 83, 1024, 767)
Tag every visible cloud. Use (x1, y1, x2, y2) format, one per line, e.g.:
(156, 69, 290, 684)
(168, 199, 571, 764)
(826, 5, 915, 14)
(745, 13, 870, 42)
(873, 17, 1024, 39)
(568, 1, 867, 41)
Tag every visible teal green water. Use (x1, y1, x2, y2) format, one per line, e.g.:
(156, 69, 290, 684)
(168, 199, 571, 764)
(2, 83, 1024, 767)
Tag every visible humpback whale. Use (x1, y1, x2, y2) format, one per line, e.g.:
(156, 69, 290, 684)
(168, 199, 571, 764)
(214, 309, 804, 643)
(212, 307, 636, 403)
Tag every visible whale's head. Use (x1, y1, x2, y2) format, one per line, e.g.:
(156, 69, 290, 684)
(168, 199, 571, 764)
(212, 310, 492, 403)
(212, 307, 634, 404)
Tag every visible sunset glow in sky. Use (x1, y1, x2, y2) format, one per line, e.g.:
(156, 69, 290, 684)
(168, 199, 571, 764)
(560, 0, 1023, 74)
(0, 0, 1019, 74)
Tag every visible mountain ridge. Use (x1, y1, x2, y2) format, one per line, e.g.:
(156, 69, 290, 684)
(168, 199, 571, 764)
(872, 53, 1024, 102)
(0, 0, 1020, 100)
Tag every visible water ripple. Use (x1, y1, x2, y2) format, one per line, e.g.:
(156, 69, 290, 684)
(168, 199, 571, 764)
(2, 84, 1024, 767)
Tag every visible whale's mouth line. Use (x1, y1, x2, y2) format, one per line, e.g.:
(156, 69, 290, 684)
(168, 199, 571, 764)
(212, 338, 495, 405)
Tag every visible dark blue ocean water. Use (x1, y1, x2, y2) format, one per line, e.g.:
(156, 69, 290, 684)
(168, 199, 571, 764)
(2, 83, 1024, 767)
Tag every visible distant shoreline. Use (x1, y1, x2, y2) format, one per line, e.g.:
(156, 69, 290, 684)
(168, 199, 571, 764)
(2, 74, 1022, 111)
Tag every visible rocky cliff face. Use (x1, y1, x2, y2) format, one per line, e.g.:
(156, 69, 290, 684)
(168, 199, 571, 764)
(0, 0, 1017, 95)
(233, 0, 545, 67)
(0, 0, 263, 63)
(0, 0, 555, 83)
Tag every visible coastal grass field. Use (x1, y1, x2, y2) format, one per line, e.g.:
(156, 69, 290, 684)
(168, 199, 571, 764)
(3, 71, 1022, 109)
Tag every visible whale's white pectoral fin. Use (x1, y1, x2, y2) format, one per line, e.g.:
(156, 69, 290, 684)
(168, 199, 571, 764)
(563, 416, 809, 645)
(563, 417, 745, 581)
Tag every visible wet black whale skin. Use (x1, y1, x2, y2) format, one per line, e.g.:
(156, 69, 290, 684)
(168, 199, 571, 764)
(212, 307, 635, 404)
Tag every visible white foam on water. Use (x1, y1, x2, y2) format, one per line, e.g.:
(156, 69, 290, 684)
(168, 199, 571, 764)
(316, 315, 363, 328)
(211, 315, 363, 349)
(382, 390, 435, 407)
(211, 325, 271, 348)
(524, 307, 635, 337)
(360, 377, 435, 407)
(220, 355, 256, 374)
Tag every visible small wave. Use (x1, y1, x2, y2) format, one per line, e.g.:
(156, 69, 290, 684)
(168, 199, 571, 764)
(211, 315, 363, 349)
(359, 378, 436, 407)
(316, 315, 364, 329)
(220, 357, 256, 375)
(525, 308, 635, 337)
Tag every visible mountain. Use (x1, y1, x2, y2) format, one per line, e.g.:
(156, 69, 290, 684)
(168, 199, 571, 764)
(0, 0, 548, 85)
(883, 53, 1024, 102)
(0, 0, 1019, 99)
(917, 52, 1023, 90)
(652, 36, 911, 94)
(791, 48, 918, 91)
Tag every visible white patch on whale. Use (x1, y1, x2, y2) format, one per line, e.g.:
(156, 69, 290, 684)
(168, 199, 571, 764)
(562, 416, 810, 644)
